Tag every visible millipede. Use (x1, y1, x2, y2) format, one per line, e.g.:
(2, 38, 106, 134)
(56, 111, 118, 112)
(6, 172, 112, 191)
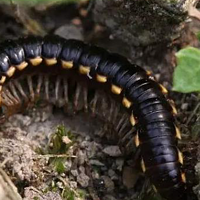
(0, 35, 186, 200)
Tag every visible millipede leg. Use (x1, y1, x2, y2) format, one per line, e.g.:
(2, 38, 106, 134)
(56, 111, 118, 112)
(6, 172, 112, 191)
(63, 79, 69, 106)
(8, 82, 20, 103)
(90, 91, 98, 115)
(74, 83, 82, 111)
(44, 75, 50, 101)
(55, 76, 62, 107)
(27, 76, 35, 102)
(83, 86, 88, 111)
(13, 80, 29, 103)
(36, 75, 43, 97)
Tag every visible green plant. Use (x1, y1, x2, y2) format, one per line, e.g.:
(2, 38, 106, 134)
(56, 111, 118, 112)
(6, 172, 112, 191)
(173, 47, 200, 93)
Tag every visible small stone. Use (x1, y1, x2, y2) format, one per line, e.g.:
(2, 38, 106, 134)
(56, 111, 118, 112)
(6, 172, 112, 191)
(64, 160, 72, 172)
(69, 181, 77, 189)
(54, 24, 83, 41)
(102, 145, 122, 157)
(79, 166, 85, 174)
(77, 150, 87, 165)
(90, 159, 105, 166)
(62, 136, 72, 144)
(56, 181, 64, 189)
(122, 166, 139, 189)
(116, 158, 124, 171)
(103, 195, 117, 200)
(102, 176, 115, 192)
(71, 169, 78, 177)
(108, 169, 115, 177)
(108, 169, 118, 180)
(92, 171, 100, 179)
(9, 114, 31, 127)
(77, 172, 90, 188)
(181, 103, 188, 110)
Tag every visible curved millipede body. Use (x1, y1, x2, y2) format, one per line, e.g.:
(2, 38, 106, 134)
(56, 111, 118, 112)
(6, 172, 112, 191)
(0, 35, 186, 200)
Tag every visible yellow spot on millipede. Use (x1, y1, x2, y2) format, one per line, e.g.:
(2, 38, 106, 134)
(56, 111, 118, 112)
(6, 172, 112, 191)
(45, 58, 57, 65)
(79, 65, 90, 74)
(111, 84, 122, 95)
(135, 133, 140, 147)
(29, 57, 43, 66)
(61, 60, 73, 69)
(175, 126, 181, 140)
(15, 61, 28, 70)
(122, 97, 132, 108)
(130, 114, 136, 126)
(6, 66, 16, 77)
(159, 84, 168, 94)
(181, 172, 186, 183)
(0, 76, 6, 84)
(141, 158, 146, 172)
(96, 74, 107, 83)
(178, 150, 183, 165)
(146, 70, 152, 75)
(169, 100, 178, 115)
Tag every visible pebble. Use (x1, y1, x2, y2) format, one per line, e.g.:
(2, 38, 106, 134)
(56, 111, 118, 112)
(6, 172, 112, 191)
(103, 195, 117, 200)
(54, 24, 83, 41)
(77, 172, 90, 188)
(122, 166, 139, 189)
(116, 158, 124, 171)
(91, 171, 100, 179)
(64, 160, 72, 172)
(9, 114, 31, 127)
(77, 150, 87, 165)
(102, 176, 115, 192)
(90, 159, 105, 166)
(62, 136, 72, 145)
(71, 169, 78, 177)
(181, 103, 188, 110)
(102, 146, 122, 157)
(108, 169, 118, 180)
(69, 181, 77, 189)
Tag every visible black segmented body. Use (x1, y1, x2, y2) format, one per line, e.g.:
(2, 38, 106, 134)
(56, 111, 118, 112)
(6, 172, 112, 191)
(0, 35, 186, 200)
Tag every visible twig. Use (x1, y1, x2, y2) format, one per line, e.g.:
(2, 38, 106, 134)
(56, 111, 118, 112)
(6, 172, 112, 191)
(35, 154, 76, 159)
(186, 101, 200, 125)
(0, 168, 22, 200)
(188, 5, 200, 20)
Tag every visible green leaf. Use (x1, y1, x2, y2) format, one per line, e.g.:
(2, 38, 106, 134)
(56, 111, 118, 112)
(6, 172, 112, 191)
(197, 32, 200, 41)
(53, 158, 66, 174)
(173, 47, 200, 93)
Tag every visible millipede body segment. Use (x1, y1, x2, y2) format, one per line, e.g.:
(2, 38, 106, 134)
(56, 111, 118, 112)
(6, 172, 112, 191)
(0, 35, 186, 200)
